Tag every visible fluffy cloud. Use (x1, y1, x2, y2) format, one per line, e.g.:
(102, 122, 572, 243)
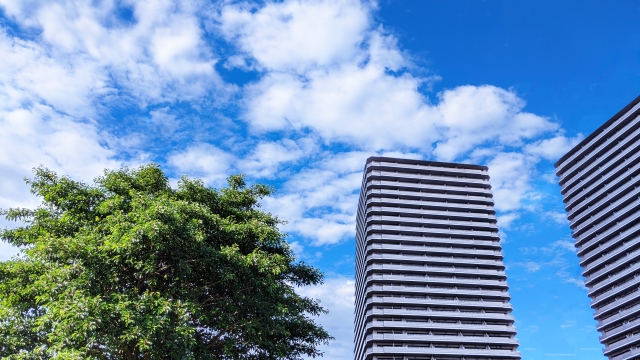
(296, 277, 355, 360)
(218, 0, 371, 73)
(262, 151, 368, 245)
(0, 0, 226, 104)
(167, 143, 235, 186)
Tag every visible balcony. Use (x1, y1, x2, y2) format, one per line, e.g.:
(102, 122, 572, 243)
(597, 299, 640, 330)
(555, 103, 640, 176)
(365, 263, 506, 278)
(366, 179, 493, 197)
(366, 296, 511, 310)
(588, 261, 640, 295)
(561, 122, 640, 189)
(365, 253, 504, 268)
(365, 205, 497, 222)
(365, 197, 494, 212)
(590, 276, 640, 309)
(563, 143, 640, 204)
(365, 243, 503, 259)
(364, 274, 508, 289)
(592, 286, 640, 317)
(575, 210, 640, 249)
(580, 235, 640, 272)
(364, 308, 515, 322)
(365, 170, 489, 186)
(364, 345, 521, 359)
(585, 249, 640, 286)
(364, 233, 500, 249)
(366, 161, 488, 178)
(365, 224, 500, 240)
(567, 170, 639, 223)
(365, 333, 519, 346)
(364, 285, 510, 300)
(605, 331, 640, 357)
(365, 188, 493, 205)
(578, 223, 640, 268)
(574, 197, 640, 245)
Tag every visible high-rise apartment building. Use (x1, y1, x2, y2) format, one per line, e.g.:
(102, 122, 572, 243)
(555, 96, 640, 360)
(354, 157, 521, 360)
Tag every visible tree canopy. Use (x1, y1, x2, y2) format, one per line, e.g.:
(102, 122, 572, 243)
(0, 165, 332, 359)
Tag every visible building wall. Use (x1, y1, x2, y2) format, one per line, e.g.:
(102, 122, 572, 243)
(555, 96, 640, 360)
(353, 156, 521, 360)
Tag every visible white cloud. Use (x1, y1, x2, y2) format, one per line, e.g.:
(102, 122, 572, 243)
(167, 143, 235, 186)
(512, 261, 541, 273)
(0, 0, 226, 104)
(497, 212, 520, 230)
(544, 210, 570, 225)
(218, 0, 371, 73)
(238, 138, 315, 178)
(434, 86, 558, 161)
(487, 152, 535, 212)
(524, 134, 584, 161)
(261, 151, 370, 245)
(296, 277, 355, 360)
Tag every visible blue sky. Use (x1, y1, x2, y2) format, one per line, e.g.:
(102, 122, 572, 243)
(1, 0, 639, 359)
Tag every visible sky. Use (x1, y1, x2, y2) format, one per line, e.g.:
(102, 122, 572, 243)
(0, 0, 639, 359)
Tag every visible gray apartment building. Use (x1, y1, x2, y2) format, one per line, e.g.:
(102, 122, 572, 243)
(353, 157, 521, 360)
(555, 96, 640, 360)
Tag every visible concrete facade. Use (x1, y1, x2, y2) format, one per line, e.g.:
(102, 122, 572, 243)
(555, 96, 640, 360)
(353, 157, 521, 360)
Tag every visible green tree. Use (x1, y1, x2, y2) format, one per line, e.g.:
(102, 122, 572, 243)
(0, 165, 332, 359)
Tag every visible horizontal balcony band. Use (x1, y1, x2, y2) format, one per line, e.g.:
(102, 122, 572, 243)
(365, 224, 500, 240)
(601, 316, 640, 343)
(580, 235, 640, 270)
(364, 320, 518, 334)
(590, 275, 640, 308)
(580, 237, 640, 278)
(568, 174, 640, 226)
(365, 243, 503, 258)
(365, 188, 494, 205)
(597, 297, 640, 329)
(365, 263, 506, 278)
(581, 234, 640, 273)
(571, 184, 640, 235)
(365, 253, 505, 268)
(365, 308, 514, 323)
(575, 207, 640, 250)
(365, 205, 497, 222)
(366, 333, 518, 346)
(364, 197, 494, 214)
(604, 328, 640, 356)
(555, 103, 640, 175)
(560, 120, 640, 189)
(363, 233, 500, 249)
(366, 296, 512, 310)
(365, 285, 510, 299)
(365, 170, 490, 187)
(593, 287, 640, 319)
(364, 275, 508, 289)
(365, 215, 498, 232)
(611, 346, 640, 360)
(366, 161, 488, 179)
(563, 144, 640, 205)
(574, 197, 640, 247)
(364, 346, 521, 359)
(366, 179, 493, 197)
(575, 214, 640, 255)
(588, 261, 640, 294)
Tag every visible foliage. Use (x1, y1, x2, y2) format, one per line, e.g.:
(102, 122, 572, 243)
(0, 165, 331, 359)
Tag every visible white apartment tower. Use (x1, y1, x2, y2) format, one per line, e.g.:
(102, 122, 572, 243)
(555, 96, 640, 360)
(354, 157, 521, 360)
